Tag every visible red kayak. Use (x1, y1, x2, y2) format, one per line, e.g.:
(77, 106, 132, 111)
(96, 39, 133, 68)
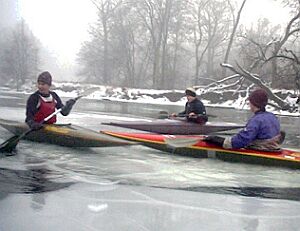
(102, 118, 244, 135)
(102, 131, 300, 169)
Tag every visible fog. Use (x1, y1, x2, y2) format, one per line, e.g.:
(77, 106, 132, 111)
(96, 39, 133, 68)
(0, 0, 298, 96)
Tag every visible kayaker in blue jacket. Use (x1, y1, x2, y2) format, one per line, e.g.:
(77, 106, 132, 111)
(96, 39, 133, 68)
(25, 71, 76, 130)
(205, 88, 284, 151)
(171, 87, 207, 124)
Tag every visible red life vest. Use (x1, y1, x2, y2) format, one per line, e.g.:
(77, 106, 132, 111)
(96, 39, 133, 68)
(33, 95, 57, 124)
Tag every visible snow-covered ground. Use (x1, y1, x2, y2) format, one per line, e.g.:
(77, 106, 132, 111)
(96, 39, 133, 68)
(1, 82, 300, 117)
(53, 82, 300, 117)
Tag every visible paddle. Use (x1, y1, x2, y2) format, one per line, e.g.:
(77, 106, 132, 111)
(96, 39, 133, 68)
(0, 87, 97, 153)
(157, 111, 217, 119)
(165, 131, 286, 149)
(164, 136, 205, 148)
(0, 108, 63, 153)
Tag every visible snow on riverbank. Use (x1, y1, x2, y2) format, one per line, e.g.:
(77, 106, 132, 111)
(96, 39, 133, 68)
(53, 82, 300, 117)
(1, 82, 300, 117)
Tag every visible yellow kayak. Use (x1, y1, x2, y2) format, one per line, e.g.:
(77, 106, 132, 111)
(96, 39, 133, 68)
(0, 119, 133, 147)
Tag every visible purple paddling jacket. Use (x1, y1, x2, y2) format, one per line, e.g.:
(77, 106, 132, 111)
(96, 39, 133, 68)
(231, 111, 280, 149)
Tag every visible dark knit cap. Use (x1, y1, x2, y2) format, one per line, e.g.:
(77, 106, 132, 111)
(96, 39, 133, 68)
(249, 88, 268, 109)
(185, 87, 196, 97)
(37, 71, 52, 85)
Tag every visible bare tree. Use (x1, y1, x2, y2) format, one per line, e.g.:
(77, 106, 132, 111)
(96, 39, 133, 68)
(268, 3, 300, 88)
(77, 0, 300, 95)
(222, 0, 247, 77)
(89, 0, 123, 84)
(191, 0, 231, 85)
(0, 19, 39, 90)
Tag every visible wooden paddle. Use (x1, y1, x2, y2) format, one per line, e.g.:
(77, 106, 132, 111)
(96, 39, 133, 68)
(0, 87, 98, 153)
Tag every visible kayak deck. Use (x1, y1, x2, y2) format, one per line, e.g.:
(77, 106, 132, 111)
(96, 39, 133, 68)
(0, 119, 134, 147)
(102, 131, 300, 169)
(102, 118, 244, 135)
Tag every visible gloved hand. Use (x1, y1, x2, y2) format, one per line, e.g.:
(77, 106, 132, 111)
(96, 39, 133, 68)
(29, 121, 44, 131)
(61, 99, 76, 115)
(187, 114, 208, 124)
(203, 135, 225, 147)
(65, 99, 76, 108)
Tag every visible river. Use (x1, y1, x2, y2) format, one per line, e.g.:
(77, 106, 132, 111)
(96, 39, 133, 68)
(0, 88, 300, 231)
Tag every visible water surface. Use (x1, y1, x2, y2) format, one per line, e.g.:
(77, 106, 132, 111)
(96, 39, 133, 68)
(0, 89, 300, 231)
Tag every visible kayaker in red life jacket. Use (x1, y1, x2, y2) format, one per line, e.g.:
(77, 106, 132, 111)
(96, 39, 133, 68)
(204, 88, 285, 151)
(171, 87, 208, 124)
(25, 71, 76, 130)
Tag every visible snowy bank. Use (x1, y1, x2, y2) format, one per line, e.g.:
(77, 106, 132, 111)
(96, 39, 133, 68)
(2, 82, 300, 117)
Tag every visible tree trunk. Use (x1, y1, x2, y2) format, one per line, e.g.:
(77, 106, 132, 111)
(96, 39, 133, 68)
(222, 0, 247, 77)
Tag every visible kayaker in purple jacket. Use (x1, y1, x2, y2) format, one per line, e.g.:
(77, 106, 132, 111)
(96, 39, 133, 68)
(171, 87, 207, 124)
(25, 71, 76, 130)
(205, 88, 284, 151)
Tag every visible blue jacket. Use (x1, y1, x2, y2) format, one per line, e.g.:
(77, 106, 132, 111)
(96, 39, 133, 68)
(231, 111, 280, 149)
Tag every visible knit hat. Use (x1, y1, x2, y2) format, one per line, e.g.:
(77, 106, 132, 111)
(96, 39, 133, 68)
(249, 88, 268, 109)
(37, 71, 52, 85)
(185, 87, 196, 97)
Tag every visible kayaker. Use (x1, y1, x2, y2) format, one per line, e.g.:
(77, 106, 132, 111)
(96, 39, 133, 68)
(204, 88, 284, 151)
(25, 71, 76, 130)
(171, 87, 207, 124)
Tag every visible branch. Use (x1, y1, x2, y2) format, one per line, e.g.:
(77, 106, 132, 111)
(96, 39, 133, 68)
(220, 63, 290, 109)
(275, 9, 300, 53)
(285, 48, 300, 64)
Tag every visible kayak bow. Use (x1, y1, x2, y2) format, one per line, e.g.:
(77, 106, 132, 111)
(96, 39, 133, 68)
(0, 119, 134, 148)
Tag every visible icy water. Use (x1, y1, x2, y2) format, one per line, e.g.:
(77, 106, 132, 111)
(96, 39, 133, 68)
(0, 89, 300, 231)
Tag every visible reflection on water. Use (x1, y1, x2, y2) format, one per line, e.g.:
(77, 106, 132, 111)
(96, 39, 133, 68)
(1, 164, 299, 202)
(0, 167, 74, 194)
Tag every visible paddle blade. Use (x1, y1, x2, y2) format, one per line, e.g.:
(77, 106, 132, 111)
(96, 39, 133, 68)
(164, 137, 201, 148)
(0, 135, 21, 153)
(157, 111, 169, 119)
(76, 87, 99, 99)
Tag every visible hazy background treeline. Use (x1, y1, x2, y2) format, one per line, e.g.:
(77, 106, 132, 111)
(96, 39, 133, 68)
(0, 0, 300, 91)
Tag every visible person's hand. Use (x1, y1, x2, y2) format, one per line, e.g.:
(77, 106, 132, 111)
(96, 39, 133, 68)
(170, 113, 177, 117)
(65, 99, 76, 108)
(203, 135, 225, 147)
(188, 112, 196, 118)
(61, 99, 76, 115)
(30, 122, 44, 131)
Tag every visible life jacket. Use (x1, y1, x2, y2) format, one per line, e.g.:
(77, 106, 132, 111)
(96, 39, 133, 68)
(33, 94, 57, 124)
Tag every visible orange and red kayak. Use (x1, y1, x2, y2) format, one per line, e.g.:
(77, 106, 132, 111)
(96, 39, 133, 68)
(102, 131, 300, 169)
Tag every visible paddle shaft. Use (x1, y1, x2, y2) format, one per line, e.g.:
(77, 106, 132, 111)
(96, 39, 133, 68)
(20, 108, 63, 139)
(175, 113, 207, 118)
(158, 111, 216, 119)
